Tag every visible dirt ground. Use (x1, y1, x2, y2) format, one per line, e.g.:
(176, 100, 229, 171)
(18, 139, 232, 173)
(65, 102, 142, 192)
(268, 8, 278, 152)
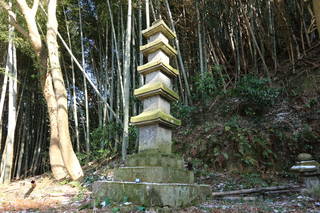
(0, 174, 89, 212)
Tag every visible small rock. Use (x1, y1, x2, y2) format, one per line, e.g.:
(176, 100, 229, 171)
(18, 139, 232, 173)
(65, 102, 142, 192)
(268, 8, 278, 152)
(135, 178, 141, 183)
(298, 153, 313, 161)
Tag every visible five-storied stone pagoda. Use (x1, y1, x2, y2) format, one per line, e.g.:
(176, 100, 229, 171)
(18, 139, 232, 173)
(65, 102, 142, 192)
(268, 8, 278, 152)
(93, 20, 210, 207)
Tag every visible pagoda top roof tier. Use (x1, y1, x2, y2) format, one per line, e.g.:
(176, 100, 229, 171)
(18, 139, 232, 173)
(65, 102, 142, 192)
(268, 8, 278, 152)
(142, 20, 176, 40)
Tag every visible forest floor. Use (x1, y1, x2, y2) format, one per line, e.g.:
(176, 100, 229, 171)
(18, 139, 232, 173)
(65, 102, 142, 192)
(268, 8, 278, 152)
(1, 170, 320, 212)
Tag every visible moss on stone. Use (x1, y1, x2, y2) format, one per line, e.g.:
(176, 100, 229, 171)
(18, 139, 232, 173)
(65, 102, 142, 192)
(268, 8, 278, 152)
(134, 82, 179, 102)
(106, 167, 194, 184)
(126, 151, 184, 168)
(131, 109, 181, 127)
(137, 60, 179, 77)
(92, 181, 211, 207)
(140, 39, 177, 58)
(142, 20, 176, 40)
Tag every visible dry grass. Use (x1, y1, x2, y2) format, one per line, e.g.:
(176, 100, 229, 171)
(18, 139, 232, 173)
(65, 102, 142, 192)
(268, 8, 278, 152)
(0, 199, 58, 211)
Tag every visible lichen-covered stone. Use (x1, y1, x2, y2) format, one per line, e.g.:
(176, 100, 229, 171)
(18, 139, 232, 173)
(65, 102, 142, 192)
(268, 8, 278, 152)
(137, 60, 179, 77)
(291, 160, 320, 172)
(140, 39, 177, 58)
(142, 20, 176, 40)
(130, 109, 181, 127)
(134, 82, 179, 102)
(126, 151, 185, 168)
(139, 125, 172, 153)
(143, 96, 170, 114)
(105, 167, 194, 184)
(298, 153, 313, 161)
(92, 181, 210, 207)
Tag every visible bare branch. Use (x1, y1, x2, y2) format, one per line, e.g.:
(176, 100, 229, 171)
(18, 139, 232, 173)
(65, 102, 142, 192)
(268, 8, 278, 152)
(0, 0, 29, 39)
(16, 0, 31, 17)
(31, 0, 39, 15)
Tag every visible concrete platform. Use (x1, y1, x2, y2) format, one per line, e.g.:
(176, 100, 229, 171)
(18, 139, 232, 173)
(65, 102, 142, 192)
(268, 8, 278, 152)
(107, 166, 194, 184)
(92, 181, 211, 207)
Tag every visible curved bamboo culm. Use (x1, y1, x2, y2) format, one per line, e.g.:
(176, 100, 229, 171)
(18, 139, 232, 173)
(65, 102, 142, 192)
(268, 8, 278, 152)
(313, 0, 320, 36)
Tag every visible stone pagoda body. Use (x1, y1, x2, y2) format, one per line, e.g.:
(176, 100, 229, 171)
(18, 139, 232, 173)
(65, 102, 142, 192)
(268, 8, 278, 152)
(93, 20, 210, 207)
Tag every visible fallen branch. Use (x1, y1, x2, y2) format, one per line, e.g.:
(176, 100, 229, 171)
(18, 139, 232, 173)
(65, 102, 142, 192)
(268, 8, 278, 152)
(212, 185, 302, 197)
(263, 188, 302, 195)
(24, 180, 36, 198)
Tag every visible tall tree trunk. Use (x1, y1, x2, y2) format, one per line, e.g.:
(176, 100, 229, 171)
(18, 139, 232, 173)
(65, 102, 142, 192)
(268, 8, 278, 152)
(47, 0, 83, 180)
(146, 0, 150, 27)
(79, 3, 90, 153)
(64, 7, 80, 152)
(0, 12, 17, 183)
(196, 1, 204, 77)
(0, 55, 9, 150)
(7, 0, 70, 180)
(165, 0, 192, 104)
(122, 0, 132, 161)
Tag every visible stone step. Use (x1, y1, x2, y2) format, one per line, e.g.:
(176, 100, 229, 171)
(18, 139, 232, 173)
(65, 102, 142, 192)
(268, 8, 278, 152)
(92, 181, 211, 207)
(126, 152, 185, 168)
(106, 166, 194, 184)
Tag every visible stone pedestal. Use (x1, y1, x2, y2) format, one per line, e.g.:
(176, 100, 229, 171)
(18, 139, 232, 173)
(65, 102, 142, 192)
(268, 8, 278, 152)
(93, 20, 210, 207)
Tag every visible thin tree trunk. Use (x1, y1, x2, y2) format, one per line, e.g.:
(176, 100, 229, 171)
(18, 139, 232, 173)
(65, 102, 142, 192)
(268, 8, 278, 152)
(313, 0, 320, 36)
(79, 3, 90, 153)
(0, 11, 17, 183)
(122, 0, 132, 161)
(146, 0, 150, 27)
(138, 0, 144, 114)
(0, 55, 9, 150)
(196, 1, 204, 77)
(64, 7, 80, 152)
(165, 0, 192, 104)
(106, 0, 124, 106)
(15, 116, 26, 179)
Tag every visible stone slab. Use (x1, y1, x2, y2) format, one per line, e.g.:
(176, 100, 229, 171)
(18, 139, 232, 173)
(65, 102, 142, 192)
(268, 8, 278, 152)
(92, 181, 211, 207)
(126, 152, 185, 169)
(105, 167, 194, 184)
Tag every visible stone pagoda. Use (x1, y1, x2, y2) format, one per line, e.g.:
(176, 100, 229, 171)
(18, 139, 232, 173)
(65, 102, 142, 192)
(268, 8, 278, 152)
(93, 20, 210, 207)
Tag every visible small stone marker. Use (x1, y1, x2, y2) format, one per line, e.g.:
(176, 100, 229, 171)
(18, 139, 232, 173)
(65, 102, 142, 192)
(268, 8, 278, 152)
(290, 153, 320, 189)
(92, 20, 210, 207)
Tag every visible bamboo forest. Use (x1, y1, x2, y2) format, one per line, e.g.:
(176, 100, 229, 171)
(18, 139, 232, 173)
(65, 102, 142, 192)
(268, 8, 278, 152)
(0, 0, 320, 212)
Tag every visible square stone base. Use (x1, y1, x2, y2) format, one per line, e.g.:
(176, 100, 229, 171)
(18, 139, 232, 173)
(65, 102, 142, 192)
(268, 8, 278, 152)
(92, 181, 211, 207)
